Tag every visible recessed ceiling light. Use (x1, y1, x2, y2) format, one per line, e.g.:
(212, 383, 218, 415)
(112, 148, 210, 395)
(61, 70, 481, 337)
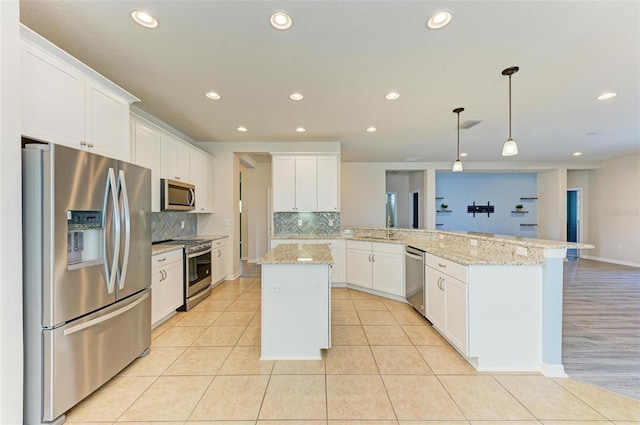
(572, 152, 583, 156)
(270, 12, 292, 30)
(366, 127, 377, 133)
(385, 92, 400, 100)
(596, 92, 617, 100)
(295, 127, 306, 133)
(237, 126, 248, 132)
(427, 10, 452, 29)
(205, 91, 221, 100)
(290, 92, 304, 101)
(460, 152, 468, 157)
(131, 10, 158, 28)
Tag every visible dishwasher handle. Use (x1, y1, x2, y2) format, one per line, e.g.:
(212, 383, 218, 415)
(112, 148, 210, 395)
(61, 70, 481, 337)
(405, 252, 424, 261)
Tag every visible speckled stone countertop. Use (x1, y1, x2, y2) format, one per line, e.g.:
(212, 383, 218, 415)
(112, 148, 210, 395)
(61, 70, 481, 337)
(151, 244, 183, 255)
(258, 243, 334, 265)
(151, 235, 229, 256)
(271, 227, 594, 266)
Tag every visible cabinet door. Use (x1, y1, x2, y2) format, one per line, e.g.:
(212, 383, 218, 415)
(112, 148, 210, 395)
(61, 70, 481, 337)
(317, 155, 339, 211)
(318, 239, 345, 283)
(160, 134, 191, 182)
(425, 267, 445, 330)
(151, 268, 164, 327)
(84, 80, 130, 161)
(295, 156, 318, 211)
(21, 41, 84, 147)
(272, 156, 296, 211)
(190, 150, 212, 212)
(133, 121, 161, 212)
(346, 249, 373, 289)
(215, 246, 227, 283)
(445, 276, 468, 355)
(372, 251, 404, 296)
(163, 260, 185, 313)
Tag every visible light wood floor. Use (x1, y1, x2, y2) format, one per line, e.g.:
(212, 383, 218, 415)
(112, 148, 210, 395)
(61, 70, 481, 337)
(562, 257, 640, 400)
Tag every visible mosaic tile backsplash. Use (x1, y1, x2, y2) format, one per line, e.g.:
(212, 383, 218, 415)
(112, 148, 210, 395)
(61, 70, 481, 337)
(152, 212, 197, 242)
(274, 212, 340, 236)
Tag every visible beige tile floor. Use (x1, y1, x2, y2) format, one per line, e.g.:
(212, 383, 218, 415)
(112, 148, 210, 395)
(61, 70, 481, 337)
(65, 266, 640, 425)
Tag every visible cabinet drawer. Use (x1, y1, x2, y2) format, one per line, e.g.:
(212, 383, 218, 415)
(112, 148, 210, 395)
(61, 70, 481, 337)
(152, 249, 183, 268)
(346, 240, 372, 251)
(426, 253, 467, 283)
(212, 238, 228, 248)
(372, 242, 404, 255)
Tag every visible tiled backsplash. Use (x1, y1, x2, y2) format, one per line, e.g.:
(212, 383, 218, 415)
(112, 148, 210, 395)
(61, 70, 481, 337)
(274, 212, 340, 236)
(152, 212, 197, 242)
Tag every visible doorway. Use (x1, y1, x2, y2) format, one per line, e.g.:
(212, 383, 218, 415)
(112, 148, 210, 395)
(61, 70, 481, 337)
(410, 191, 419, 229)
(566, 188, 582, 258)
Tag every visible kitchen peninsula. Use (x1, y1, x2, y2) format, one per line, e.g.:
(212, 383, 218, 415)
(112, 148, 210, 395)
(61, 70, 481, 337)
(270, 228, 593, 377)
(257, 243, 333, 360)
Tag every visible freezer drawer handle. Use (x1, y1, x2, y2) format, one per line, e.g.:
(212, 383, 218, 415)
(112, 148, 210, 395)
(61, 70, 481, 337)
(63, 292, 149, 336)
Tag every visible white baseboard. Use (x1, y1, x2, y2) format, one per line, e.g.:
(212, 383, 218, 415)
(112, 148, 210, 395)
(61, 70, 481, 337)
(540, 362, 568, 378)
(246, 258, 258, 264)
(581, 254, 640, 268)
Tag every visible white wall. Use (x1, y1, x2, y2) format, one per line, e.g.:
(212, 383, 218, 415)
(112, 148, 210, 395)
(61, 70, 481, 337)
(239, 164, 249, 259)
(385, 172, 410, 228)
(537, 169, 567, 241)
(0, 1, 23, 422)
(409, 171, 425, 228)
(341, 162, 388, 227)
(245, 161, 271, 262)
(196, 141, 340, 277)
(579, 154, 640, 266)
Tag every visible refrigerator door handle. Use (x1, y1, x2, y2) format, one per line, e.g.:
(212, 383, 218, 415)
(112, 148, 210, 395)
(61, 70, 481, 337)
(117, 170, 131, 290)
(63, 292, 149, 336)
(104, 168, 120, 294)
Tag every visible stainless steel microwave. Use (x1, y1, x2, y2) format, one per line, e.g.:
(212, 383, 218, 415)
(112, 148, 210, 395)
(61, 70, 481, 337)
(161, 179, 195, 211)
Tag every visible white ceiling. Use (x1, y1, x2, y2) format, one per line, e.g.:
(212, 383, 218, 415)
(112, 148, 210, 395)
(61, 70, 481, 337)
(20, 1, 640, 163)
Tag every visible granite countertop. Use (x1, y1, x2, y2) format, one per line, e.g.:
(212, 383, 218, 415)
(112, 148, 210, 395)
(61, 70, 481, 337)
(152, 244, 183, 255)
(258, 243, 334, 265)
(270, 235, 342, 240)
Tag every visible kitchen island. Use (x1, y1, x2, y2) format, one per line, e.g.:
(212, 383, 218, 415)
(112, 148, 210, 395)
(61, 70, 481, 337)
(271, 228, 593, 377)
(257, 243, 333, 360)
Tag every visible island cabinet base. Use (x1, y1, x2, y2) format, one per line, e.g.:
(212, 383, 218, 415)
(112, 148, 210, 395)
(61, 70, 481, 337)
(261, 264, 331, 360)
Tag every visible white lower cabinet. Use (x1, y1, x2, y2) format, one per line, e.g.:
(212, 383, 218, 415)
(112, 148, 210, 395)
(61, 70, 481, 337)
(151, 249, 184, 328)
(212, 238, 228, 284)
(346, 240, 404, 296)
(425, 253, 468, 355)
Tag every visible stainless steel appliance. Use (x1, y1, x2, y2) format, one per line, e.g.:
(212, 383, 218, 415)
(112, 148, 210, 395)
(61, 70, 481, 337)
(161, 178, 195, 211)
(22, 143, 151, 425)
(405, 245, 426, 315)
(155, 238, 213, 311)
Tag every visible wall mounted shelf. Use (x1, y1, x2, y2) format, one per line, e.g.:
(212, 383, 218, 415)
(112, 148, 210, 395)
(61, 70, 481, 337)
(511, 210, 529, 213)
(436, 223, 444, 226)
(520, 197, 538, 200)
(435, 197, 444, 200)
(520, 223, 538, 227)
(437, 210, 452, 213)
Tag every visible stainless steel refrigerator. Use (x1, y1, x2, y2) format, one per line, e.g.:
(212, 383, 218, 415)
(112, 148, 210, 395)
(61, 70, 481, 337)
(22, 143, 151, 425)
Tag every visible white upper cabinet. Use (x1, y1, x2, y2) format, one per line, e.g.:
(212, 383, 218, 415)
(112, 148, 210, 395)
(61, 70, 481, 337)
(294, 156, 318, 211)
(20, 26, 138, 161)
(84, 80, 131, 161)
(317, 155, 339, 211)
(190, 150, 213, 213)
(160, 133, 191, 182)
(21, 41, 84, 147)
(272, 156, 297, 211)
(132, 118, 162, 212)
(272, 154, 339, 212)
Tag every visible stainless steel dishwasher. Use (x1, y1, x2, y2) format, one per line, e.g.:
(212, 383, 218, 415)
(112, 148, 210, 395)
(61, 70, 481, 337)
(405, 245, 426, 315)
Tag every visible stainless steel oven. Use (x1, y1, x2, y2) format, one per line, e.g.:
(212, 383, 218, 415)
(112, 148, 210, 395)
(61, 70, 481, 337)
(181, 240, 213, 310)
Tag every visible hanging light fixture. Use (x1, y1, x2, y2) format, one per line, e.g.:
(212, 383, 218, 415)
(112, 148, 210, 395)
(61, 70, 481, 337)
(452, 107, 464, 172)
(501, 66, 519, 156)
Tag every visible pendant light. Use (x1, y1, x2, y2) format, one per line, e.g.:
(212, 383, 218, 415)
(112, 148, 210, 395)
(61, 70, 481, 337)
(501, 66, 519, 156)
(452, 107, 464, 172)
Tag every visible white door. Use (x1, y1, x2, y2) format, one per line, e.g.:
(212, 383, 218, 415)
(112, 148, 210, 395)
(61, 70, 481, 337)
(372, 252, 404, 296)
(444, 276, 468, 355)
(346, 249, 373, 289)
(133, 121, 161, 212)
(425, 267, 445, 330)
(295, 156, 318, 211)
(272, 156, 296, 211)
(317, 155, 339, 211)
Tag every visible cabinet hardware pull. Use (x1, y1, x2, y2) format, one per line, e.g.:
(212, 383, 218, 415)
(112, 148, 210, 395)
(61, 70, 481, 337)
(88, 143, 94, 148)
(157, 258, 166, 262)
(372, 254, 375, 262)
(438, 263, 446, 268)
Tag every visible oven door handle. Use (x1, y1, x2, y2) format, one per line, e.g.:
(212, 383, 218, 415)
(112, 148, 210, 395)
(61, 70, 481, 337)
(187, 247, 212, 259)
